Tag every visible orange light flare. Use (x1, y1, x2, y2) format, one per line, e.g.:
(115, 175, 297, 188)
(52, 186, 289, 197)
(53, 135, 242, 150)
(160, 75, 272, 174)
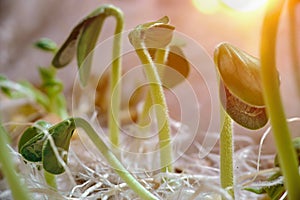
(191, 0, 271, 54)
(191, 0, 271, 28)
(192, 0, 269, 14)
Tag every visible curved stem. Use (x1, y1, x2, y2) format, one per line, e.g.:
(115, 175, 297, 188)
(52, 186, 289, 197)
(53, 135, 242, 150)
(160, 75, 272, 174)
(134, 46, 173, 173)
(138, 48, 167, 129)
(0, 125, 31, 200)
(220, 108, 234, 197)
(73, 117, 159, 200)
(52, 5, 125, 151)
(260, 1, 300, 199)
(108, 9, 124, 152)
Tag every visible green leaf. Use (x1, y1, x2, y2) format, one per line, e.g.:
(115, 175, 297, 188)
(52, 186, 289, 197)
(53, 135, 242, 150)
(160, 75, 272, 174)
(19, 81, 50, 109)
(0, 75, 50, 109)
(18, 119, 75, 174)
(244, 187, 266, 194)
(265, 184, 285, 200)
(51, 19, 87, 68)
(34, 38, 57, 53)
(39, 67, 56, 81)
(52, 5, 123, 86)
(77, 16, 105, 85)
(42, 119, 75, 174)
(245, 172, 285, 200)
(18, 121, 52, 162)
(37, 67, 68, 118)
(0, 75, 14, 97)
(38, 67, 63, 95)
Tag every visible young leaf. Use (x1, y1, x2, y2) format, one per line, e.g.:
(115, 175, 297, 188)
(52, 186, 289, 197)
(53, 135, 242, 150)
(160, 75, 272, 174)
(38, 67, 68, 118)
(76, 16, 105, 85)
(34, 38, 58, 53)
(42, 118, 75, 174)
(244, 172, 285, 200)
(0, 75, 49, 108)
(39, 67, 63, 95)
(52, 5, 123, 86)
(18, 119, 75, 174)
(214, 42, 268, 129)
(0, 75, 14, 97)
(51, 18, 89, 68)
(18, 121, 52, 162)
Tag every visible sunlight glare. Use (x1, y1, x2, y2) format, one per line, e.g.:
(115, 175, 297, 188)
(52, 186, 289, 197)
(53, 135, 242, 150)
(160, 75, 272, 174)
(192, 0, 221, 14)
(221, 0, 268, 12)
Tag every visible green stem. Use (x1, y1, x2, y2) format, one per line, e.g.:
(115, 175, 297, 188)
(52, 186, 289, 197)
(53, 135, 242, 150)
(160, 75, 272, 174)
(288, 0, 300, 99)
(44, 170, 57, 189)
(134, 45, 173, 173)
(138, 91, 153, 129)
(53, 94, 68, 120)
(220, 108, 234, 197)
(108, 8, 124, 151)
(73, 117, 159, 200)
(260, 1, 300, 199)
(46, 67, 68, 120)
(0, 125, 31, 200)
(138, 48, 167, 129)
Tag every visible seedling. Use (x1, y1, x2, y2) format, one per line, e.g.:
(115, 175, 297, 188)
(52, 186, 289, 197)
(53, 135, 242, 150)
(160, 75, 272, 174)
(18, 120, 73, 174)
(0, 38, 68, 120)
(214, 42, 268, 197)
(0, 38, 70, 189)
(128, 16, 176, 173)
(52, 4, 124, 151)
(1, 1, 300, 199)
(18, 118, 159, 200)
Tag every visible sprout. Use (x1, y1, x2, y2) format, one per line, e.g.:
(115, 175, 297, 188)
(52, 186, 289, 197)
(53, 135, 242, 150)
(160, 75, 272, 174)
(52, 4, 123, 86)
(214, 42, 268, 197)
(18, 118, 159, 200)
(128, 16, 175, 49)
(18, 120, 75, 174)
(214, 42, 268, 130)
(128, 16, 175, 172)
(52, 5, 124, 151)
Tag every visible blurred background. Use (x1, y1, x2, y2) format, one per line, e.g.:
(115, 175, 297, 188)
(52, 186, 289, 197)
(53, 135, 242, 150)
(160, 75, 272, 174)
(1, 0, 300, 153)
